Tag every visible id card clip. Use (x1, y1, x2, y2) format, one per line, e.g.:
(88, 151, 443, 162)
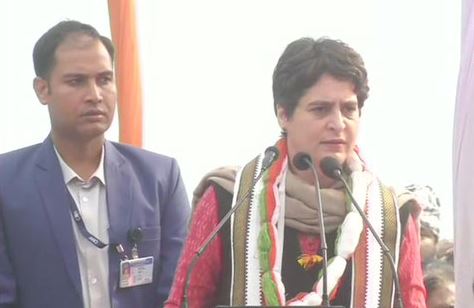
(128, 227, 143, 259)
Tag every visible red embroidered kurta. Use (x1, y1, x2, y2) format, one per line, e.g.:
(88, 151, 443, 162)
(165, 185, 426, 308)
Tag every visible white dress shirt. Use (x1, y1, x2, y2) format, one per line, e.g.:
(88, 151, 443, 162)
(55, 147, 111, 308)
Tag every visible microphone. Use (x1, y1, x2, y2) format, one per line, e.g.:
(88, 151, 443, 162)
(183, 146, 280, 308)
(292, 152, 332, 308)
(262, 146, 279, 170)
(320, 157, 404, 308)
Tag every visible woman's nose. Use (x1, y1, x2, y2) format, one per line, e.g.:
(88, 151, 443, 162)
(327, 110, 345, 131)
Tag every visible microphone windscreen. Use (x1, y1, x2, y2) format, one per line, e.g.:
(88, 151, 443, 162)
(320, 156, 342, 179)
(293, 152, 312, 171)
(262, 146, 279, 170)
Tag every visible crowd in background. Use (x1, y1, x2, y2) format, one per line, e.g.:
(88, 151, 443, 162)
(406, 184, 454, 308)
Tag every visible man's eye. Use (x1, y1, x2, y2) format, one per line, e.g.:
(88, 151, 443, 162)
(98, 76, 113, 85)
(66, 79, 82, 86)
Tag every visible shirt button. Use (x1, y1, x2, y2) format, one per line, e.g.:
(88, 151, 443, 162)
(82, 196, 89, 202)
(90, 277, 97, 285)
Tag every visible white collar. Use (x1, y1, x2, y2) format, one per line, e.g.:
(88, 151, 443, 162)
(54, 145, 106, 185)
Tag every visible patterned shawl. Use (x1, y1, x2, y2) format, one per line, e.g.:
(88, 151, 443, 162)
(228, 140, 402, 307)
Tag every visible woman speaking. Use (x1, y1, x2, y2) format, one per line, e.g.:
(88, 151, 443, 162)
(165, 37, 426, 308)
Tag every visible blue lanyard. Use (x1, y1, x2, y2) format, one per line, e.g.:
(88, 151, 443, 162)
(66, 189, 107, 249)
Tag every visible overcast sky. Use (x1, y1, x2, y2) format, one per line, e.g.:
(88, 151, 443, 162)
(0, 0, 459, 238)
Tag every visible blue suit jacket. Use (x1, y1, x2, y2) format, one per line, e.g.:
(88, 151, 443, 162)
(0, 136, 190, 308)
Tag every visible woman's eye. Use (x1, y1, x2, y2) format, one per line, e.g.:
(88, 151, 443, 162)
(312, 106, 329, 114)
(343, 105, 359, 117)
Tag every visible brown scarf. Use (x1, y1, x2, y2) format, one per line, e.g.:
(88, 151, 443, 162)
(192, 166, 347, 234)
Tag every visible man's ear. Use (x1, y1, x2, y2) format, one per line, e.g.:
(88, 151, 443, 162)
(276, 105, 288, 130)
(33, 77, 49, 105)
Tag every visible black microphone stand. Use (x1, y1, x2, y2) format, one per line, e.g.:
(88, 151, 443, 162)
(183, 147, 279, 308)
(303, 157, 330, 307)
(330, 167, 404, 308)
(295, 154, 343, 308)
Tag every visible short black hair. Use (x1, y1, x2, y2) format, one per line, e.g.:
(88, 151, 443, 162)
(423, 260, 454, 294)
(33, 20, 115, 78)
(272, 37, 369, 118)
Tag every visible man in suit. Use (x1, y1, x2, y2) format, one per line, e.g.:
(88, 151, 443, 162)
(0, 20, 190, 308)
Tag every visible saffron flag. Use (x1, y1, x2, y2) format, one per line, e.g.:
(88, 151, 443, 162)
(108, 0, 143, 146)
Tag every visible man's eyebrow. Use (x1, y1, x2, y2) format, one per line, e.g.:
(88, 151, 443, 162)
(98, 70, 114, 76)
(62, 73, 86, 79)
(62, 71, 114, 78)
